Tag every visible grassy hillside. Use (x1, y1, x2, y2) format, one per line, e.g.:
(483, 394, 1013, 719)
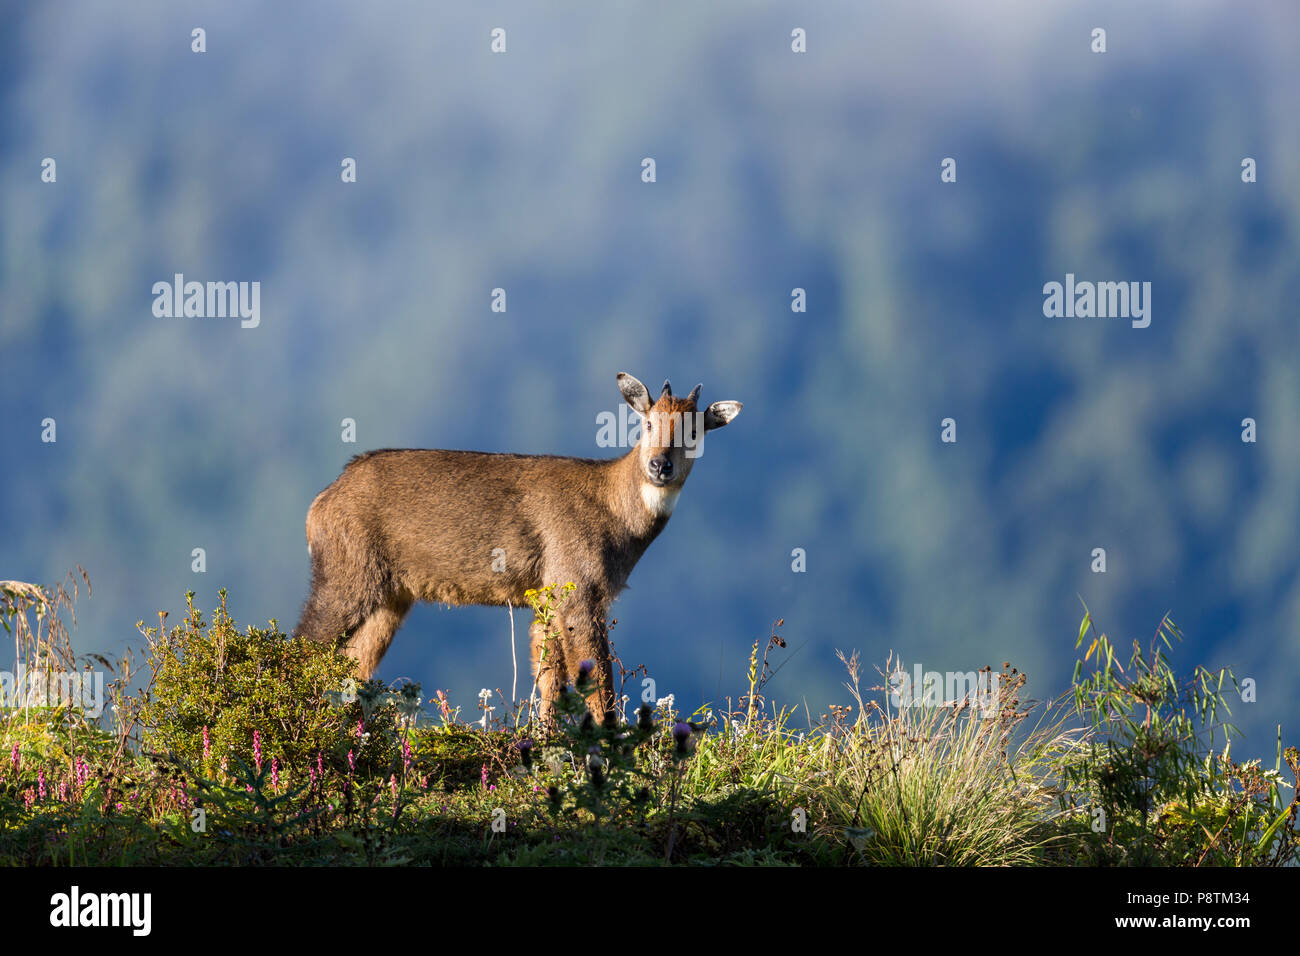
(1, 576, 1296, 866)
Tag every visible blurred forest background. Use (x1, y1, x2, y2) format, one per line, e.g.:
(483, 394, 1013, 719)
(2, 1, 1298, 758)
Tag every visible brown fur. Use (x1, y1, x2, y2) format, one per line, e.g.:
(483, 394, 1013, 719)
(295, 373, 741, 724)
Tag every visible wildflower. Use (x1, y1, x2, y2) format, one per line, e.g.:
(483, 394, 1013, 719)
(357, 719, 365, 739)
(516, 738, 534, 770)
(253, 730, 262, 772)
(24, 788, 35, 809)
(347, 750, 355, 773)
(586, 749, 606, 789)
(481, 764, 489, 790)
(656, 694, 675, 713)
(317, 750, 324, 777)
(271, 757, 280, 792)
(403, 737, 413, 772)
(577, 659, 595, 684)
(673, 721, 693, 757)
(38, 769, 47, 799)
(390, 774, 398, 802)
(9, 742, 18, 775)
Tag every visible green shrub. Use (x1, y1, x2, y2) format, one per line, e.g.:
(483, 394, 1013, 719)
(138, 590, 399, 782)
(1055, 608, 1299, 866)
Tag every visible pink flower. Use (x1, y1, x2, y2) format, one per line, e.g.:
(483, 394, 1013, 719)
(347, 750, 355, 773)
(253, 730, 262, 772)
(403, 738, 413, 772)
(9, 742, 18, 774)
(202, 725, 211, 761)
(38, 769, 46, 799)
(271, 758, 280, 792)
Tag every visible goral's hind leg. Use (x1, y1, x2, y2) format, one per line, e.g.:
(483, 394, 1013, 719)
(341, 594, 413, 679)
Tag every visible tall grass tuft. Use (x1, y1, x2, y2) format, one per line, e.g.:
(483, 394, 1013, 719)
(813, 652, 1081, 866)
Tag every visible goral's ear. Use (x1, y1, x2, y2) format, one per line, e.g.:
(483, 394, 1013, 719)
(703, 400, 742, 431)
(617, 373, 653, 415)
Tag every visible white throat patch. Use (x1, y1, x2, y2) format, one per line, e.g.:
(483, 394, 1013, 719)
(641, 483, 682, 518)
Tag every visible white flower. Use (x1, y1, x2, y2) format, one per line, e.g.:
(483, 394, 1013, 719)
(655, 694, 675, 711)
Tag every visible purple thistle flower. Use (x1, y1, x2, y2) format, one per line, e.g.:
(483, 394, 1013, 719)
(673, 721, 693, 757)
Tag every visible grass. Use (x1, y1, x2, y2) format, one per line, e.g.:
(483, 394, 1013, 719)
(1, 573, 1296, 866)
